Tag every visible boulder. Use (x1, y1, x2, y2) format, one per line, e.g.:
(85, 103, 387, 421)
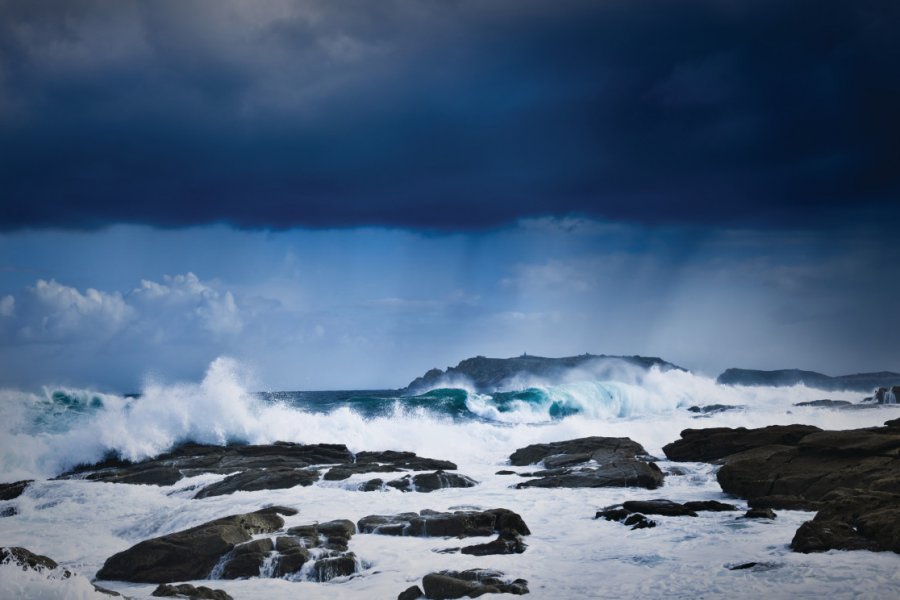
(682, 500, 738, 512)
(398, 585, 424, 600)
(791, 489, 900, 553)
(95, 507, 291, 583)
(515, 460, 663, 490)
(218, 538, 273, 579)
(358, 508, 529, 538)
(0, 546, 68, 575)
(742, 508, 776, 519)
(152, 583, 233, 600)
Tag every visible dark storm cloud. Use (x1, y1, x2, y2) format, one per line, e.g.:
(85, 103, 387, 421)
(0, 0, 898, 231)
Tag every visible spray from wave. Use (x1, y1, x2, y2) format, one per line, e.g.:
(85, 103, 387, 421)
(0, 356, 886, 481)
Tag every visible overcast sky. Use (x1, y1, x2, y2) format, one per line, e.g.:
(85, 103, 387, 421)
(1, 1, 898, 391)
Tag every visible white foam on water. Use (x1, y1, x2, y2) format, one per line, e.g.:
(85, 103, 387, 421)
(1, 357, 899, 598)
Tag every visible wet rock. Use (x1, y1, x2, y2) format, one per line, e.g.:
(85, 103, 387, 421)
(95, 507, 291, 583)
(312, 552, 358, 582)
(747, 496, 820, 510)
(793, 400, 852, 408)
(516, 460, 664, 490)
(287, 519, 356, 552)
(272, 537, 309, 577)
(595, 508, 631, 522)
(1, 506, 17, 517)
(0, 546, 69, 575)
(624, 514, 656, 530)
(495, 470, 516, 475)
(152, 583, 233, 600)
(662, 424, 821, 462)
(790, 489, 900, 553)
(398, 585, 425, 600)
(421, 569, 529, 598)
(356, 450, 457, 471)
(460, 530, 527, 555)
(219, 538, 273, 579)
(509, 436, 651, 466)
(193, 468, 320, 498)
(742, 508, 777, 519)
(622, 499, 698, 517)
(726, 562, 781, 572)
(687, 404, 743, 414)
(358, 508, 529, 538)
(386, 471, 478, 493)
(0, 480, 32, 501)
(359, 478, 385, 491)
(682, 500, 738, 512)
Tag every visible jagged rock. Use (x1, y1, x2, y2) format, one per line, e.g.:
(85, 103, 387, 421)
(460, 530, 527, 555)
(421, 569, 529, 598)
(386, 471, 478, 493)
(95, 507, 292, 583)
(0, 480, 32, 501)
(662, 425, 821, 462)
(399, 585, 425, 600)
(595, 508, 631, 522)
(152, 583, 233, 600)
(194, 468, 320, 498)
(358, 508, 529, 538)
(622, 499, 698, 517)
(742, 508, 777, 519)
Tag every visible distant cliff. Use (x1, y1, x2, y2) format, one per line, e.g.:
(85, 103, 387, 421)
(716, 368, 900, 392)
(405, 353, 684, 393)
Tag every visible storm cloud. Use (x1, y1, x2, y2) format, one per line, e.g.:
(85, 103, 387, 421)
(1, 0, 898, 231)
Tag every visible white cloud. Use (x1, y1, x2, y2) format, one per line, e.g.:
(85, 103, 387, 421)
(17, 279, 133, 341)
(0, 295, 13, 317)
(132, 272, 243, 335)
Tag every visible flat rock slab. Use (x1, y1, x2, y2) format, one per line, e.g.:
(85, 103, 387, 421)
(59, 441, 464, 498)
(509, 436, 650, 466)
(358, 508, 530, 538)
(421, 569, 529, 599)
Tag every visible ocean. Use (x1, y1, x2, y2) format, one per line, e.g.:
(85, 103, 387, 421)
(1, 357, 899, 599)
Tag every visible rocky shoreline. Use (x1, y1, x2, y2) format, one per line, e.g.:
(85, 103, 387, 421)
(3, 417, 900, 599)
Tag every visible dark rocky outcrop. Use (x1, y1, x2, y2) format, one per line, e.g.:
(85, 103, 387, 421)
(0, 480, 32, 501)
(358, 508, 529, 538)
(510, 437, 664, 490)
(596, 498, 738, 529)
(96, 507, 294, 583)
(152, 583, 233, 600)
(421, 569, 529, 598)
(60, 441, 466, 498)
(96, 508, 362, 583)
(662, 425, 821, 462)
(406, 353, 683, 393)
(716, 368, 900, 392)
(665, 418, 900, 554)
